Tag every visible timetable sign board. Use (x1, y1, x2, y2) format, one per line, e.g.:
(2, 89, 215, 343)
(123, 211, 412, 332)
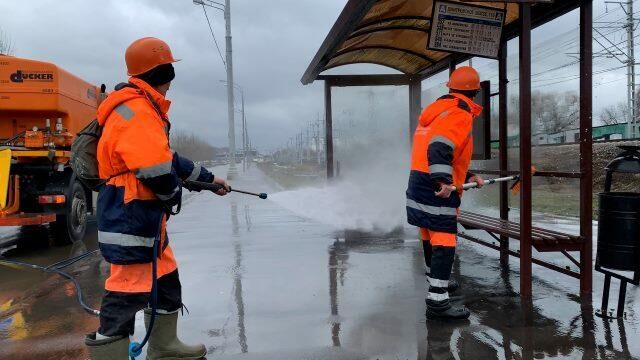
(428, 1, 505, 59)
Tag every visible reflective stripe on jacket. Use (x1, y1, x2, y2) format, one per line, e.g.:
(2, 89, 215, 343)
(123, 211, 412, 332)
(406, 93, 482, 233)
(96, 77, 214, 265)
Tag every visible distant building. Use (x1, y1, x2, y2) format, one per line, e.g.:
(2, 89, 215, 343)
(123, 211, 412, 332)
(494, 123, 636, 148)
(592, 124, 628, 141)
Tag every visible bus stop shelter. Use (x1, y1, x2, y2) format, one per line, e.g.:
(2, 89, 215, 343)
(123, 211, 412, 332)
(302, 0, 593, 300)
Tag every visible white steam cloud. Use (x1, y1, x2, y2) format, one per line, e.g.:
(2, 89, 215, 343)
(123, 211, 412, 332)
(270, 86, 411, 233)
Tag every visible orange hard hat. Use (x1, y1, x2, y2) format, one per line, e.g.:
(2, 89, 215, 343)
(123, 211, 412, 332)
(446, 66, 480, 91)
(125, 37, 179, 76)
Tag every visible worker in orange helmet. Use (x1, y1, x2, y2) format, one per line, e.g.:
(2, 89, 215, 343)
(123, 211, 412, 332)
(85, 37, 230, 359)
(406, 66, 485, 321)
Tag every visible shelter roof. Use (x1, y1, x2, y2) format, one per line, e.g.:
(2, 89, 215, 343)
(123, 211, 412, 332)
(301, 0, 582, 84)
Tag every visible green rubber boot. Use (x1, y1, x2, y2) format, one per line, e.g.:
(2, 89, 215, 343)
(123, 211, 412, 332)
(85, 332, 129, 360)
(144, 310, 207, 360)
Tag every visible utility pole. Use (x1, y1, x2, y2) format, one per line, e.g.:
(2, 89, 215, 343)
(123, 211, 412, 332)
(598, 1, 637, 137)
(194, 0, 239, 175)
(296, 134, 300, 164)
(316, 114, 321, 165)
(304, 123, 311, 161)
(298, 133, 303, 164)
(241, 91, 246, 172)
(224, 0, 238, 178)
(219, 80, 246, 171)
(626, 0, 636, 138)
(244, 110, 249, 169)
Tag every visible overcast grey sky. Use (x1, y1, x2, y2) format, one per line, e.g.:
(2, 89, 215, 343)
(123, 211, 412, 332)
(0, 1, 634, 151)
(0, 0, 350, 151)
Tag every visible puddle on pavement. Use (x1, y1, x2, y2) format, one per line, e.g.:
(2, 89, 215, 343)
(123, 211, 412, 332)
(0, 218, 104, 359)
(0, 167, 638, 359)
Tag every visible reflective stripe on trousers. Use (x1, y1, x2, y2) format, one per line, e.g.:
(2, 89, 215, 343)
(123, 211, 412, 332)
(406, 199, 458, 216)
(427, 291, 449, 302)
(427, 276, 449, 288)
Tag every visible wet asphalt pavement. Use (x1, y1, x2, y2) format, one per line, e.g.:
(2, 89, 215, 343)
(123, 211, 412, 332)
(1, 165, 639, 359)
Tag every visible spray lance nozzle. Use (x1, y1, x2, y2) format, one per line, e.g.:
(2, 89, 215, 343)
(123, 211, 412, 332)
(183, 180, 268, 199)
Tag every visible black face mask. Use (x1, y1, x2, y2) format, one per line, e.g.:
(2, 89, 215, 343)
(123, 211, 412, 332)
(135, 63, 175, 87)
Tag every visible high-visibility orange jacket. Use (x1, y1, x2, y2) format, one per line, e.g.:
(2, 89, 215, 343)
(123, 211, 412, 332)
(406, 93, 482, 233)
(96, 77, 214, 292)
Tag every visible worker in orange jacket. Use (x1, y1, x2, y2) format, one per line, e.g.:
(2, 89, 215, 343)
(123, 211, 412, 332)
(85, 37, 230, 359)
(406, 66, 484, 321)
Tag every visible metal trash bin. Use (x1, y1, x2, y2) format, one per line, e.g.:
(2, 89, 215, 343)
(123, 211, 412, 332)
(595, 145, 640, 318)
(597, 192, 640, 270)
(597, 146, 640, 271)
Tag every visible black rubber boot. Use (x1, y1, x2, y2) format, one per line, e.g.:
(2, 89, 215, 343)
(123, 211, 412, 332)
(425, 301, 471, 320)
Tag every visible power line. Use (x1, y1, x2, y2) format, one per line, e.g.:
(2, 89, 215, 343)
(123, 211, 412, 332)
(201, 4, 226, 69)
(595, 77, 627, 87)
(508, 8, 640, 86)
(531, 65, 627, 88)
(595, 0, 638, 137)
(522, 8, 631, 62)
(532, 64, 627, 84)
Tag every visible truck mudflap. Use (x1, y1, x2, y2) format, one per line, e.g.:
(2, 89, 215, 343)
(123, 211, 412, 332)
(0, 149, 10, 209)
(0, 213, 56, 226)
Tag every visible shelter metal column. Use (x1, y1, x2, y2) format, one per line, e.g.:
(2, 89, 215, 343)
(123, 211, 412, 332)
(519, 3, 533, 299)
(498, 42, 509, 269)
(409, 78, 422, 138)
(579, 0, 594, 298)
(324, 81, 334, 179)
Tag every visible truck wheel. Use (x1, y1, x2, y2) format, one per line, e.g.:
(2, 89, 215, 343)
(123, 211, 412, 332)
(53, 180, 88, 245)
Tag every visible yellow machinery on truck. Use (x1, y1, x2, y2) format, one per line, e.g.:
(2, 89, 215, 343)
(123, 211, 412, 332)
(0, 55, 105, 244)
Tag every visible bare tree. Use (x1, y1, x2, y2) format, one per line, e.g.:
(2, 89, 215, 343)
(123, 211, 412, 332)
(171, 130, 218, 162)
(531, 91, 579, 134)
(599, 103, 628, 125)
(0, 28, 14, 55)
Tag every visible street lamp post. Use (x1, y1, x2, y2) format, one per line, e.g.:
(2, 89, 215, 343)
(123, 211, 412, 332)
(194, 0, 238, 178)
(220, 80, 247, 172)
(241, 93, 248, 172)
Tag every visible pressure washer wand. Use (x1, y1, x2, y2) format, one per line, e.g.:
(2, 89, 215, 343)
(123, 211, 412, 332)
(183, 180, 268, 199)
(453, 175, 519, 191)
(451, 166, 537, 194)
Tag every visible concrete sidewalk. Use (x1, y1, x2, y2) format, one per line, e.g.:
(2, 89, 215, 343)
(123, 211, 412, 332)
(0, 165, 638, 359)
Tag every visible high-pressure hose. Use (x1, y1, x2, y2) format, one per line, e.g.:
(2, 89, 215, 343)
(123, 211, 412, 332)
(129, 181, 267, 358)
(128, 216, 163, 359)
(2, 181, 265, 357)
(0, 249, 101, 316)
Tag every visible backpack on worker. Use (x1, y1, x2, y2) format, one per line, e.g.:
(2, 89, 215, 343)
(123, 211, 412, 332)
(70, 119, 105, 191)
(70, 82, 168, 193)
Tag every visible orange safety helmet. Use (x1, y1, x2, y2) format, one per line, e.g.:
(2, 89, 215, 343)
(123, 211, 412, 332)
(125, 37, 179, 76)
(446, 66, 480, 91)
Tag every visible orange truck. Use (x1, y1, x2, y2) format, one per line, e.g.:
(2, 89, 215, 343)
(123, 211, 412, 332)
(0, 55, 105, 244)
